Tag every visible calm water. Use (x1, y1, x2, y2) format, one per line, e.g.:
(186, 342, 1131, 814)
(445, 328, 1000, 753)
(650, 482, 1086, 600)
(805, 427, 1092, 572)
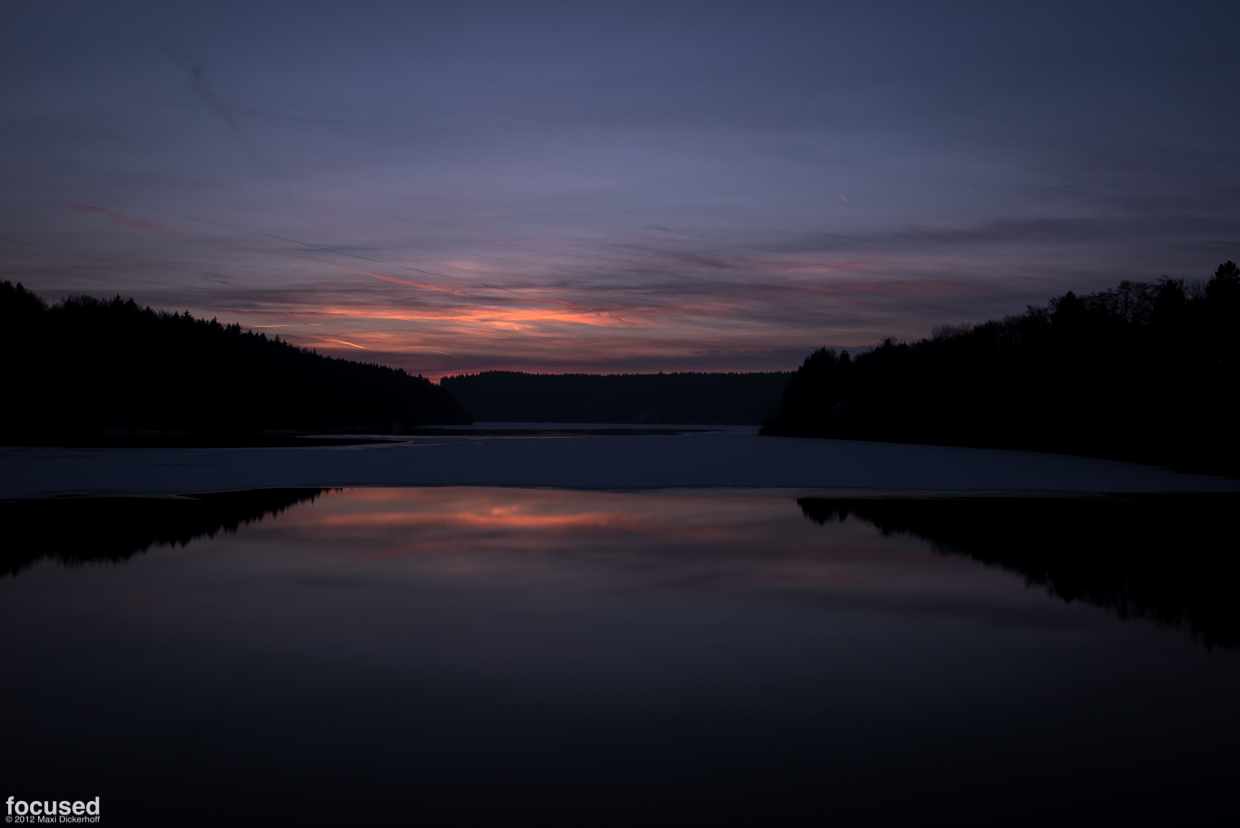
(2, 488, 1237, 825)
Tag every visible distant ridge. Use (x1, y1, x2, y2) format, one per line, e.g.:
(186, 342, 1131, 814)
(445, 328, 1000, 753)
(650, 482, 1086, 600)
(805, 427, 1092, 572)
(0, 282, 471, 441)
(440, 370, 792, 425)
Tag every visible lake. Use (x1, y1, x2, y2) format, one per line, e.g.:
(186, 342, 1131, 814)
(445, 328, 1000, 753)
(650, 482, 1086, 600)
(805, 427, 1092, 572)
(2, 480, 1240, 823)
(2, 485, 1237, 825)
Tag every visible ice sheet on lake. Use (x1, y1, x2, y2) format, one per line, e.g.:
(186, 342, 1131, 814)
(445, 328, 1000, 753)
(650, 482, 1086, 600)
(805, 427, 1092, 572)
(2, 428, 1236, 499)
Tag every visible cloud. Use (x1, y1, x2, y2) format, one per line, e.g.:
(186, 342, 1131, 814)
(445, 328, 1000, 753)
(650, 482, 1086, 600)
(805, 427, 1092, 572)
(69, 204, 184, 238)
(5, 3, 1238, 376)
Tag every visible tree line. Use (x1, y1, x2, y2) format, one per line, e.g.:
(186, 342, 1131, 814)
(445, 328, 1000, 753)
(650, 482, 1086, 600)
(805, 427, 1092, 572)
(764, 262, 1240, 474)
(0, 282, 471, 440)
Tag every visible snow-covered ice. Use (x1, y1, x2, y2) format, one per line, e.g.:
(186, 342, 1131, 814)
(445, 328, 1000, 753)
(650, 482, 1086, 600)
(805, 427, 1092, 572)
(2, 427, 1235, 499)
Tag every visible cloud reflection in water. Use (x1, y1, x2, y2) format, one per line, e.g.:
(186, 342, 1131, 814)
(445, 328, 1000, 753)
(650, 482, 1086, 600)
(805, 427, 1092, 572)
(2, 488, 1238, 824)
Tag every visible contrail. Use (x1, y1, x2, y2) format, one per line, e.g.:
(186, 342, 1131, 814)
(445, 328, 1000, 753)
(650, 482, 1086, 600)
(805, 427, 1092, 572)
(837, 192, 850, 204)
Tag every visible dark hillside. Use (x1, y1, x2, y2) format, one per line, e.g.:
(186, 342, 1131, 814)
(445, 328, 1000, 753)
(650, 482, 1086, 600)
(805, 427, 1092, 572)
(0, 282, 471, 441)
(763, 262, 1240, 474)
(439, 371, 792, 425)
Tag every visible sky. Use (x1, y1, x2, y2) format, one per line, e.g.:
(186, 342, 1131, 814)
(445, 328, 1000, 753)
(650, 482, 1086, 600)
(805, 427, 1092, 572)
(2, 1, 1238, 377)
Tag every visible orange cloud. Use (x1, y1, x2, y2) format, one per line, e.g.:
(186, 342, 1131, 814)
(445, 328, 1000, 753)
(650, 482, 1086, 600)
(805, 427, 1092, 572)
(58, 203, 1013, 375)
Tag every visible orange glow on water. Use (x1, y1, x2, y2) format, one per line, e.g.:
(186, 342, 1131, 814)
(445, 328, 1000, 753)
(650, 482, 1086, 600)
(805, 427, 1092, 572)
(299, 488, 735, 537)
(252, 488, 964, 592)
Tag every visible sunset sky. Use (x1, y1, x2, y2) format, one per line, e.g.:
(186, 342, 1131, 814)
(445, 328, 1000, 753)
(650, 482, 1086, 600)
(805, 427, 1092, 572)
(3, 1, 1237, 377)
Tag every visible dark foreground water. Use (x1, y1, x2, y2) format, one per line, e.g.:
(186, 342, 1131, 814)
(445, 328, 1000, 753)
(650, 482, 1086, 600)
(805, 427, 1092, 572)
(2, 488, 1238, 826)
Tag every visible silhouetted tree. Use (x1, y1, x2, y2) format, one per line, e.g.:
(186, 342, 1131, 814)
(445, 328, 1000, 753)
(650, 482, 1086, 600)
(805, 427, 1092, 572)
(764, 262, 1240, 474)
(1207, 260, 1240, 304)
(0, 283, 471, 441)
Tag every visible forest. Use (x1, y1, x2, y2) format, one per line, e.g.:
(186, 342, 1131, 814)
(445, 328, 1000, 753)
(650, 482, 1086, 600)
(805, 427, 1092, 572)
(764, 262, 1240, 474)
(0, 283, 471, 441)
(439, 370, 792, 425)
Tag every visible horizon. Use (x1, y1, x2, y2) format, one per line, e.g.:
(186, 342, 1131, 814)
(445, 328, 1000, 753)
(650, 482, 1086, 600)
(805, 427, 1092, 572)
(3, 1, 1237, 377)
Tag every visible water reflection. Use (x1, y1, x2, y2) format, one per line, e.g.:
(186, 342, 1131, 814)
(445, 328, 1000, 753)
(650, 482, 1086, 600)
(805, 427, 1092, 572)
(0, 488, 328, 576)
(1, 488, 1237, 825)
(6, 487, 1236, 647)
(798, 495, 1240, 648)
